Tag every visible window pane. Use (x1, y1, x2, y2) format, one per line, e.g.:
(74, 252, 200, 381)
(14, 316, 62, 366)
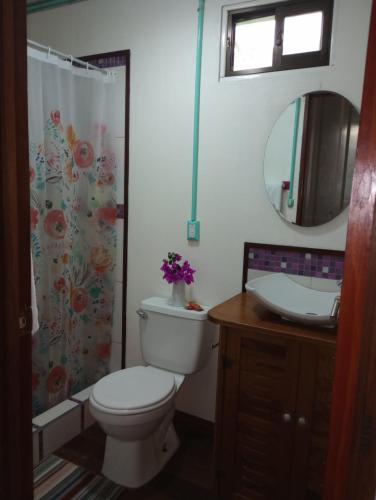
(283, 11, 323, 55)
(233, 16, 276, 71)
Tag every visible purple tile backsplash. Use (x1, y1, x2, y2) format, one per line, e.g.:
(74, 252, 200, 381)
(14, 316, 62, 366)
(248, 246, 344, 280)
(84, 54, 127, 68)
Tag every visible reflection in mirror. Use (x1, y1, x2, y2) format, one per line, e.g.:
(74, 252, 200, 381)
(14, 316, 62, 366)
(264, 91, 359, 227)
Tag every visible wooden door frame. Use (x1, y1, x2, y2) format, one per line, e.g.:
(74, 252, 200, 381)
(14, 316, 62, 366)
(0, 0, 33, 498)
(324, 0, 376, 498)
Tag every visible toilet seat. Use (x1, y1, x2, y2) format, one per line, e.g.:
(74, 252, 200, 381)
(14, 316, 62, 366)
(91, 366, 176, 415)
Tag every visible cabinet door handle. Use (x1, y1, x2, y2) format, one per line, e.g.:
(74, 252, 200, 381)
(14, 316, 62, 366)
(297, 416, 307, 427)
(283, 413, 292, 423)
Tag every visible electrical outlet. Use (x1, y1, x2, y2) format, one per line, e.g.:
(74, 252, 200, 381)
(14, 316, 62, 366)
(187, 220, 200, 241)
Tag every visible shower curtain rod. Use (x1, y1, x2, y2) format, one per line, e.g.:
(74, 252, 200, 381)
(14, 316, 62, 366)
(27, 39, 110, 76)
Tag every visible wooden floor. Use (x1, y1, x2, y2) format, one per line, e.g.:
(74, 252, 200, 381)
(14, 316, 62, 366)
(56, 413, 218, 500)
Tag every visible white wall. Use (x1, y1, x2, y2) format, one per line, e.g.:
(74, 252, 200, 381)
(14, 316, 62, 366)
(28, 0, 372, 421)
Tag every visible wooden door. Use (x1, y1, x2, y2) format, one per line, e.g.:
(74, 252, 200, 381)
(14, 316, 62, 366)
(218, 328, 300, 500)
(297, 93, 358, 227)
(0, 0, 33, 497)
(290, 343, 336, 500)
(324, 1, 376, 498)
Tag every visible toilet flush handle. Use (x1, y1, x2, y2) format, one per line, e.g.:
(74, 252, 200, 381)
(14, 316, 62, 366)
(136, 308, 148, 319)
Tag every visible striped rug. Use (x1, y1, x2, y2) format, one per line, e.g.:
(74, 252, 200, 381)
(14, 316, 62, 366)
(33, 455, 125, 499)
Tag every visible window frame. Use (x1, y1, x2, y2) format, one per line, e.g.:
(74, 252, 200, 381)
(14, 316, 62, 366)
(225, 0, 334, 77)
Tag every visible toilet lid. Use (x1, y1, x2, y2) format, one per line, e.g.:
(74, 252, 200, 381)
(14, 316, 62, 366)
(91, 366, 176, 411)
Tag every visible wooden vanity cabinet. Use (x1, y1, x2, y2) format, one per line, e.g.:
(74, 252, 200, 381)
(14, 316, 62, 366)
(209, 294, 336, 500)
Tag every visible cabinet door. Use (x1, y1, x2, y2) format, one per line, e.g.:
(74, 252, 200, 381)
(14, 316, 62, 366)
(290, 343, 336, 500)
(218, 329, 300, 500)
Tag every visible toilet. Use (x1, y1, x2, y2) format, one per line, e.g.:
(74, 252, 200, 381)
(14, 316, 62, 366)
(89, 296, 215, 488)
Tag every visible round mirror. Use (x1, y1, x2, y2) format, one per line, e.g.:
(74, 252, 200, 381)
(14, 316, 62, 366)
(264, 91, 359, 227)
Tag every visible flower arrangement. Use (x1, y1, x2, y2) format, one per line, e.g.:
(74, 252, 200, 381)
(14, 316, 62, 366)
(161, 252, 196, 285)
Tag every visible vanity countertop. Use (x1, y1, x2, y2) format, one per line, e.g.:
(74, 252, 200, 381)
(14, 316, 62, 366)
(208, 293, 337, 346)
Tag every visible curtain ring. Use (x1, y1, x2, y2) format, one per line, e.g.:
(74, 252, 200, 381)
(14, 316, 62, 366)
(47, 47, 51, 59)
(86, 61, 89, 72)
(70, 55, 73, 65)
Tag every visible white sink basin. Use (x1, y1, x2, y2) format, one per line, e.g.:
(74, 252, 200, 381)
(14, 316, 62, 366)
(245, 273, 339, 326)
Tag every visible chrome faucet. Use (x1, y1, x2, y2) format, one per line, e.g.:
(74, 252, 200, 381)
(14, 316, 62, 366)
(136, 308, 148, 319)
(330, 296, 341, 321)
(329, 279, 343, 322)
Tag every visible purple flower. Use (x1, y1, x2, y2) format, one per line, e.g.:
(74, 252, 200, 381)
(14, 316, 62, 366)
(160, 252, 196, 285)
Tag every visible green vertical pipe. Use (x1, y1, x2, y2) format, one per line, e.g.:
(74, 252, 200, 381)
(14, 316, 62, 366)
(191, 0, 205, 222)
(287, 97, 301, 208)
(27, 0, 84, 14)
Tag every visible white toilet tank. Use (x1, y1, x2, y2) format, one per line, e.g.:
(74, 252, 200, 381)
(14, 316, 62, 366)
(139, 297, 216, 375)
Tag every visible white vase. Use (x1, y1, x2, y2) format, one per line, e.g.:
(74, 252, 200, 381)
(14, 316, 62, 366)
(169, 281, 186, 307)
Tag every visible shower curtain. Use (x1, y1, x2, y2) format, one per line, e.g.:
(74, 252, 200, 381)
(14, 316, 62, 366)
(28, 48, 118, 416)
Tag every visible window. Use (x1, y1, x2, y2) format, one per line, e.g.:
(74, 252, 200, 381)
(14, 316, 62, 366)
(225, 0, 333, 76)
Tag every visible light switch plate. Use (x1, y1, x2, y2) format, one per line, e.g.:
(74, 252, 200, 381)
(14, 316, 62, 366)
(187, 220, 200, 241)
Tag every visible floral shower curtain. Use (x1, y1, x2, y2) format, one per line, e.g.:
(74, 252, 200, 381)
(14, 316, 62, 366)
(28, 48, 118, 416)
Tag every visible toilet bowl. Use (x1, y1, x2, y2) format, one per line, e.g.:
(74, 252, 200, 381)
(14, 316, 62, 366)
(89, 297, 215, 488)
(90, 365, 184, 488)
